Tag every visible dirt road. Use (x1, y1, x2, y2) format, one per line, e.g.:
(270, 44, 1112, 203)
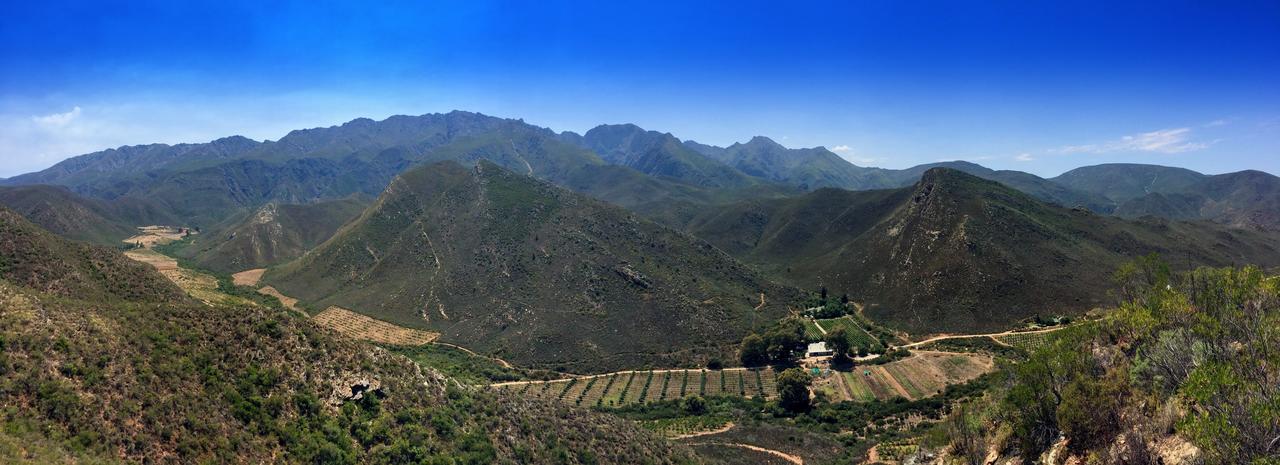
(900, 325, 1068, 349)
(687, 442, 803, 464)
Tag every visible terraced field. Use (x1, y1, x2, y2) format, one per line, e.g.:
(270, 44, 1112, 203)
(312, 306, 439, 345)
(835, 352, 993, 401)
(495, 367, 781, 407)
(993, 328, 1071, 353)
(124, 248, 256, 306)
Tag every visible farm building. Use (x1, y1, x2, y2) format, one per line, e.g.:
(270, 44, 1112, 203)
(806, 342, 833, 357)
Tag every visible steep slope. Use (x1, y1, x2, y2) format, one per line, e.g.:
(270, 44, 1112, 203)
(167, 196, 372, 272)
(582, 124, 761, 189)
(0, 210, 695, 464)
(265, 161, 799, 372)
(0, 206, 184, 302)
(668, 169, 1280, 333)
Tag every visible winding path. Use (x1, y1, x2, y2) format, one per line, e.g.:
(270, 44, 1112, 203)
(899, 325, 1068, 349)
(671, 422, 735, 439)
(686, 442, 803, 465)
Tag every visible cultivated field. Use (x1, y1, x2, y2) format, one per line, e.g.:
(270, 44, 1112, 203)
(123, 225, 190, 248)
(312, 306, 439, 346)
(993, 328, 1067, 352)
(124, 248, 254, 306)
(494, 367, 782, 407)
(827, 352, 992, 402)
(815, 316, 883, 351)
(802, 319, 825, 339)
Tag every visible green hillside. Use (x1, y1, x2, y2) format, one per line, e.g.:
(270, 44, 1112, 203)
(0, 207, 184, 303)
(0, 201, 695, 464)
(1051, 163, 1208, 202)
(0, 185, 180, 245)
(660, 168, 1280, 333)
(165, 196, 371, 273)
(265, 160, 800, 372)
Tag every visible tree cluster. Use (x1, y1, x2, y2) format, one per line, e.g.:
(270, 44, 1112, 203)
(739, 320, 806, 367)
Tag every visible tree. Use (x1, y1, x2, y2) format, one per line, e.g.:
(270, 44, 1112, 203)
(1057, 370, 1127, 455)
(946, 402, 987, 465)
(1178, 266, 1280, 464)
(739, 334, 768, 367)
(776, 368, 812, 412)
(824, 327, 851, 360)
(763, 320, 806, 364)
(681, 396, 707, 415)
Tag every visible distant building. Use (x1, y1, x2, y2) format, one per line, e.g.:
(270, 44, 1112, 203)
(806, 342, 833, 358)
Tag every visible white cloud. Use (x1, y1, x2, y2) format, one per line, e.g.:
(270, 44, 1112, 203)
(1204, 119, 1229, 127)
(1056, 127, 1210, 154)
(31, 106, 82, 127)
(830, 144, 853, 153)
(1015, 153, 1034, 161)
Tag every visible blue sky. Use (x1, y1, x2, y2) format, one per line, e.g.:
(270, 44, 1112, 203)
(1, 1, 1278, 178)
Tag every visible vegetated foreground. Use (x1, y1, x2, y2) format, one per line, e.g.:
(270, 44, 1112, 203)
(0, 206, 697, 464)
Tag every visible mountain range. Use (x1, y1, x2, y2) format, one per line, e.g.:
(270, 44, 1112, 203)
(2, 111, 1277, 339)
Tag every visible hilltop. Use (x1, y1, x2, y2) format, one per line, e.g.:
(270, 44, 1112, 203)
(265, 160, 800, 372)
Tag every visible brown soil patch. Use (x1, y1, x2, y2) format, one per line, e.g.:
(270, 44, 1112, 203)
(124, 249, 252, 306)
(232, 268, 266, 287)
(312, 306, 439, 346)
(672, 422, 736, 440)
(257, 286, 298, 310)
(122, 225, 192, 248)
